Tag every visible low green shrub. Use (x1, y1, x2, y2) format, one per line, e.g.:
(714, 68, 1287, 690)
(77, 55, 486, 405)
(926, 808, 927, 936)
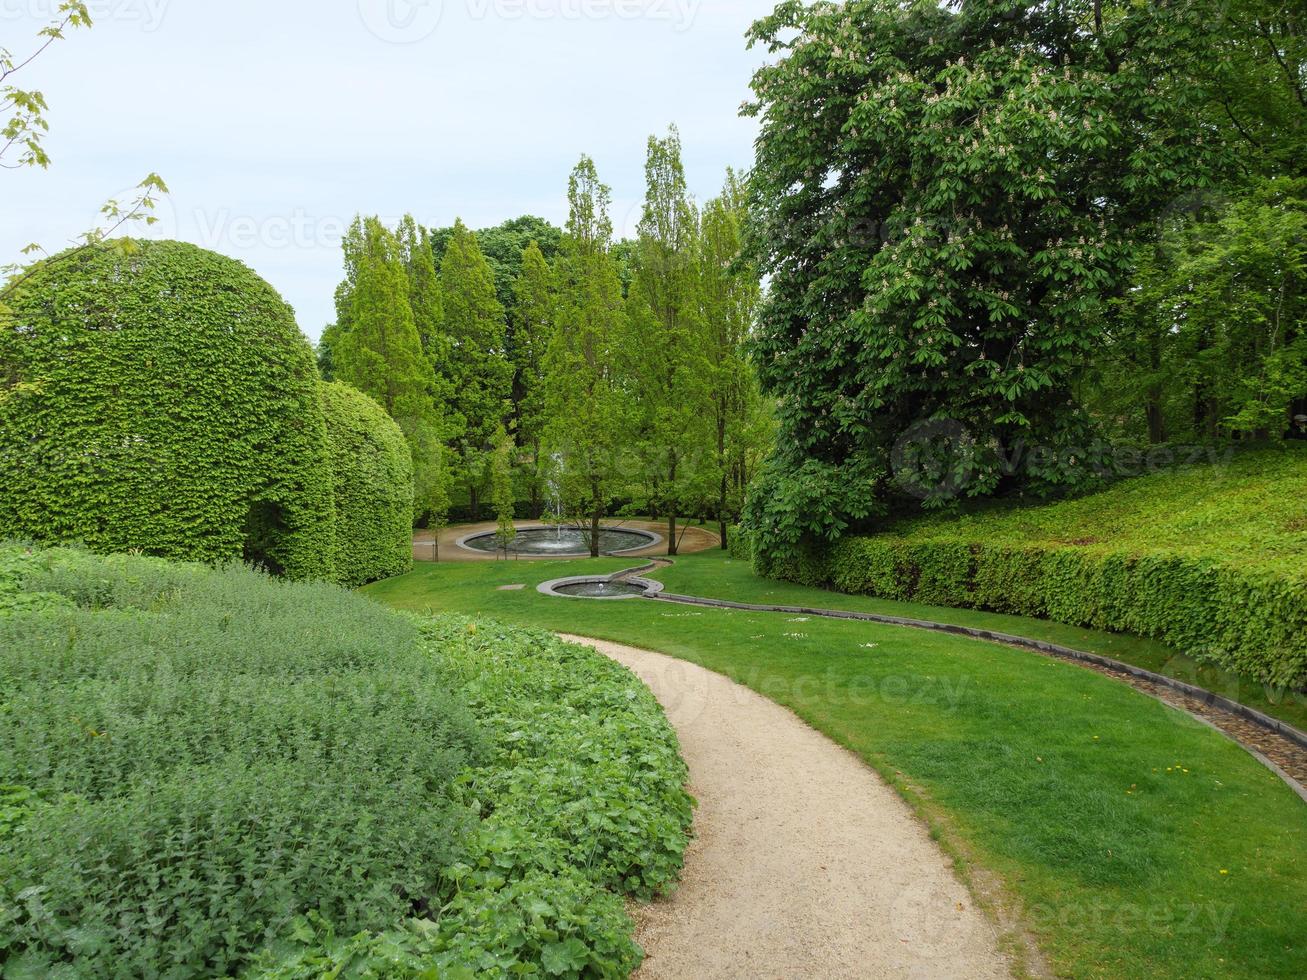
(0, 546, 692, 978)
(260, 618, 692, 978)
(0, 546, 478, 977)
(759, 449, 1307, 687)
(320, 381, 415, 587)
(725, 525, 753, 563)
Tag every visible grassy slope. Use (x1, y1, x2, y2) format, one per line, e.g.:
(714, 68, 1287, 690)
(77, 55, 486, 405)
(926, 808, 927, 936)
(365, 558, 1307, 980)
(651, 551, 1307, 732)
(888, 445, 1307, 574)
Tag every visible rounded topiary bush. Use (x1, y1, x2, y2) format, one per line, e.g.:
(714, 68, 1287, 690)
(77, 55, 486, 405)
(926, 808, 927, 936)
(0, 241, 334, 579)
(320, 380, 414, 586)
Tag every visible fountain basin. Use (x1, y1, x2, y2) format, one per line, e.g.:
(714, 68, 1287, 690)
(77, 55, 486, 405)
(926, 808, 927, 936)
(457, 524, 661, 557)
(537, 573, 665, 600)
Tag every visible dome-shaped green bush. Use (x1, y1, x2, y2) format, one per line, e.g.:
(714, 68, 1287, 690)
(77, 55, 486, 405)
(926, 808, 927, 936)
(320, 380, 414, 586)
(0, 241, 334, 579)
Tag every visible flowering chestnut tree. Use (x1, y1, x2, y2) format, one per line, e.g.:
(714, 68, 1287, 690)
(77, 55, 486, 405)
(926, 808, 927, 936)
(741, 0, 1228, 559)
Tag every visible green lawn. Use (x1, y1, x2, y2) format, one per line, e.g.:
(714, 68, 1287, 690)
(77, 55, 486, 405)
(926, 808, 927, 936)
(364, 555, 1307, 980)
(651, 551, 1307, 733)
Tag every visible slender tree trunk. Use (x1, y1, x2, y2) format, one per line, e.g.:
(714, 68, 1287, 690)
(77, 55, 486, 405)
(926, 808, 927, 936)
(717, 406, 728, 549)
(590, 510, 601, 558)
(469, 486, 480, 522)
(666, 451, 679, 556)
(1146, 333, 1166, 443)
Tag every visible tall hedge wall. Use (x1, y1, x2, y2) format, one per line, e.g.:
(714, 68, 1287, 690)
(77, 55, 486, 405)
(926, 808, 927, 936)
(0, 241, 334, 579)
(319, 381, 414, 587)
(756, 535, 1307, 690)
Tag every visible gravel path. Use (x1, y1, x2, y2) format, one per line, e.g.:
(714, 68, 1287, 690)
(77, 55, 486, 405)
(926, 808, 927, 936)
(560, 634, 1012, 980)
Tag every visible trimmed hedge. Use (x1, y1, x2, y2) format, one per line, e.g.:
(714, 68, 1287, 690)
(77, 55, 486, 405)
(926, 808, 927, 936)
(751, 450, 1307, 688)
(320, 381, 414, 587)
(812, 536, 1307, 688)
(0, 242, 334, 580)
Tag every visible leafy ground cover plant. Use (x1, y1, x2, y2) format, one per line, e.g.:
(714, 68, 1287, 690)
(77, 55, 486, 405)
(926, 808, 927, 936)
(0, 545, 691, 978)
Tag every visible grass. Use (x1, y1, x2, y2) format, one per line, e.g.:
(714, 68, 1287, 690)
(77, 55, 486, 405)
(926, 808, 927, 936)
(364, 553, 1307, 980)
(888, 444, 1307, 574)
(651, 551, 1307, 732)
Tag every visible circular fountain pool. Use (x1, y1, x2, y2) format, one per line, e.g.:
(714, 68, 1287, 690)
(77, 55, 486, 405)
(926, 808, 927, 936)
(457, 525, 659, 557)
(553, 580, 648, 598)
(537, 572, 665, 600)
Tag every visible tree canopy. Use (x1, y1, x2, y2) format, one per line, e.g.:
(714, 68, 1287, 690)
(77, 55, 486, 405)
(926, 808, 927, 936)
(740, 0, 1304, 563)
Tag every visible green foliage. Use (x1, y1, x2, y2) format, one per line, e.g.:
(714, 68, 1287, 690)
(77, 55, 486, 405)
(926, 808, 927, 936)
(0, 547, 692, 978)
(742, 0, 1234, 550)
(697, 169, 773, 545)
(744, 454, 885, 573)
(333, 216, 449, 526)
(724, 525, 753, 563)
(0, 546, 479, 976)
(509, 240, 555, 512)
(767, 448, 1307, 687)
(441, 219, 513, 509)
(490, 426, 516, 555)
(334, 216, 435, 429)
(1, 3, 92, 174)
(0, 241, 334, 580)
(625, 126, 713, 552)
(1095, 178, 1307, 441)
(320, 381, 414, 587)
(543, 158, 636, 552)
(397, 214, 447, 372)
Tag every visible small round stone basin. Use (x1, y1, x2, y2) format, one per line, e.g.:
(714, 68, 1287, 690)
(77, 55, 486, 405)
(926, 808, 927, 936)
(537, 573, 665, 600)
(554, 580, 647, 598)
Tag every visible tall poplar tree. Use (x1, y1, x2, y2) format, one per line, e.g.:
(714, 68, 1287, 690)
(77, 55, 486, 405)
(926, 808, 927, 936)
(440, 218, 512, 519)
(397, 214, 448, 378)
(542, 156, 633, 557)
(697, 169, 771, 550)
(627, 126, 710, 555)
(333, 215, 446, 526)
(511, 239, 556, 516)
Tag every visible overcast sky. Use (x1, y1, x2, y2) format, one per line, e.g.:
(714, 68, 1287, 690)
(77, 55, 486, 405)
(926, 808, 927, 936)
(3, 0, 773, 340)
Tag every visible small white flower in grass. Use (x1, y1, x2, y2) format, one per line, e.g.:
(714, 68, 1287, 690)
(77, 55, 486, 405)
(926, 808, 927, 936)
(783, 632, 809, 639)
(859, 642, 880, 649)
(787, 616, 811, 622)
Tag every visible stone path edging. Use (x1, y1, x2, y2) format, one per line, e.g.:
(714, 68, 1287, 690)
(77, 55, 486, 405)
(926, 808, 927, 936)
(648, 592, 1307, 752)
(601, 573, 1307, 804)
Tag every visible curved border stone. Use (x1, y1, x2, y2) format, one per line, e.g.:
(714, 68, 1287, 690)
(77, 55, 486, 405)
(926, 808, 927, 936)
(639, 588, 1307, 802)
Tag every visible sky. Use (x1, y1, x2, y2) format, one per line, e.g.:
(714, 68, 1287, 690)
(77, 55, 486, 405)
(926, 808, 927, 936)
(3, 0, 775, 340)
